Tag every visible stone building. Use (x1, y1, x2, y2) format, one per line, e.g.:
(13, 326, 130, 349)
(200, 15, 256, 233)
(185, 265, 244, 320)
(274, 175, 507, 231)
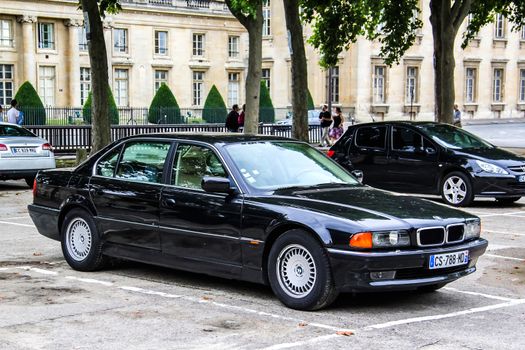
(0, 0, 524, 121)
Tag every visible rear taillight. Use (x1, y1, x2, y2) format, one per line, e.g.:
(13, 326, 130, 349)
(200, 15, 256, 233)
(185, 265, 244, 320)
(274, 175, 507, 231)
(0, 144, 7, 151)
(33, 178, 37, 197)
(326, 150, 335, 158)
(42, 143, 52, 151)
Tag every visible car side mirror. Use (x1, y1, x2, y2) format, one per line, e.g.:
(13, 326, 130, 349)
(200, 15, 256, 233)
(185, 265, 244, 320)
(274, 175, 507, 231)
(201, 176, 233, 194)
(351, 170, 364, 183)
(425, 147, 437, 155)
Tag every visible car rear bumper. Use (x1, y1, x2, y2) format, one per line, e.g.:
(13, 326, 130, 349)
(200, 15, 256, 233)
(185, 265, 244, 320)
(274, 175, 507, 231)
(327, 238, 488, 292)
(0, 157, 56, 179)
(28, 204, 60, 241)
(472, 174, 525, 198)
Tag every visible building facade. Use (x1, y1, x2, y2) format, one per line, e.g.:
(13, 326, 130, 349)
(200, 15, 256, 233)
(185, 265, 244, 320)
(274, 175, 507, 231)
(0, 0, 524, 122)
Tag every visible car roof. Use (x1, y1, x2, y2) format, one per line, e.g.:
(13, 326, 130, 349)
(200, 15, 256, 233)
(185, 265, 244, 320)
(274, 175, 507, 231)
(350, 121, 441, 128)
(120, 132, 296, 145)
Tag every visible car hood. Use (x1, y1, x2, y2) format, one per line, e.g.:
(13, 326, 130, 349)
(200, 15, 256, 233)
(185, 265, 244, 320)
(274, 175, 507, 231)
(257, 185, 473, 231)
(453, 147, 525, 167)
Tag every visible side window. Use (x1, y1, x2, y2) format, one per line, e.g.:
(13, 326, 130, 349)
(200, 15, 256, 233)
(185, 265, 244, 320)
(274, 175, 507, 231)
(172, 144, 227, 189)
(392, 127, 423, 152)
(96, 146, 121, 177)
(115, 142, 171, 183)
(355, 126, 387, 149)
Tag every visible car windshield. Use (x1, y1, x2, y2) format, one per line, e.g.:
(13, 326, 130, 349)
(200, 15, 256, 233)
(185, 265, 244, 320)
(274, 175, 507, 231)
(0, 125, 35, 137)
(417, 124, 493, 150)
(225, 141, 359, 191)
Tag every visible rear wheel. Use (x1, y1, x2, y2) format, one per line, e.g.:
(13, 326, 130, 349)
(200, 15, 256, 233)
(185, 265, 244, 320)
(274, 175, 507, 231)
(61, 208, 107, 271)
(25, 176, 35, 188)
(267, 229, 338, 311)
(440, 171, 474, 207)
(496, 197, 521, 205)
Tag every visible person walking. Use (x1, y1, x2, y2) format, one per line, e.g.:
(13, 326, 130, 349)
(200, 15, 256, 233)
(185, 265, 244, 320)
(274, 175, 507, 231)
(7, 99, 20, 125)
(319, 104, 332, 147)
(453, 104, 462, 127)
(238, 104, 245, 132)
(329, 107, 345, 144)
(225, 104, 240, 132)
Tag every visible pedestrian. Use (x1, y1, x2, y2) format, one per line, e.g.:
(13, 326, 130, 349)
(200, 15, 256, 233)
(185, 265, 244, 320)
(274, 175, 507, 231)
(329, 107, 345, 144)
(7, 99, 20, 125)
(453, 104, 462, 127)
(225, 104, 240, 132)
(238, 104, 245, 132)
(318, 104, 332, 147)
(0, 105, 3, 122)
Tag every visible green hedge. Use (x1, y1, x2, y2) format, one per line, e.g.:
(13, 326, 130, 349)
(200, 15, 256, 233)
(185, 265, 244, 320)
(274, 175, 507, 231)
(307, 89, 315, 110)
(82, 88, 120, 125)
(148, 83, 181, 124)
(13, 81, 46, 125)
(259, 81, 275, 123)
(202, 85, 228, 123)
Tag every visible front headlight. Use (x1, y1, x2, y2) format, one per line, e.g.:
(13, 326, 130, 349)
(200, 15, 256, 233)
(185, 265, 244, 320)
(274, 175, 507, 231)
(465, 219, 481, 239)
(475, 160, 509, 175)
(350, 230, 410, 248)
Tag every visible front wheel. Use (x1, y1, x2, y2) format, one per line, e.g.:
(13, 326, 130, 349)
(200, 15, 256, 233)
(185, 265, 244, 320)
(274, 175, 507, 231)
(61, 208, 107, 271)
(267, 229, 338, 311)
(440, 171, 474, 207)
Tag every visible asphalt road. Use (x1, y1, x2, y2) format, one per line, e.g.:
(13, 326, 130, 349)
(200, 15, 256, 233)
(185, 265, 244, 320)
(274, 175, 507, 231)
(0, 180, 524, 349)
(464, 122, 525, 149)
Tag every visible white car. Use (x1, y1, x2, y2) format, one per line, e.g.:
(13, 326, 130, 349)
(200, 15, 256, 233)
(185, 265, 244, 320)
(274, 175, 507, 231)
(276, 110, 322, 126)
(0, 122, 56, 187)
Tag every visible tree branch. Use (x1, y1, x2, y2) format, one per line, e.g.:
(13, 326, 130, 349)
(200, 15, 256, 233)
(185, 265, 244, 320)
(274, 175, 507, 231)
(225, 0, 250, 28)
(452, 0, 473, 31)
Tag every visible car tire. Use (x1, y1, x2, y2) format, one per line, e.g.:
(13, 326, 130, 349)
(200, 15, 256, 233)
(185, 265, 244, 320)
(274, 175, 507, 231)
(496, 197, 521, 205)
(61, 208, 107, 271)
(25, 176, 35, 189)
(440, 171, 474, 207)
(267, 229, 339, 311)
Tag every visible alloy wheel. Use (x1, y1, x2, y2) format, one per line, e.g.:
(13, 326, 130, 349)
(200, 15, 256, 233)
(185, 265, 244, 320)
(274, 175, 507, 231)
(65, 218, 92, 261)
(443, 176, 467, 205)
(276, 244, 317, 298)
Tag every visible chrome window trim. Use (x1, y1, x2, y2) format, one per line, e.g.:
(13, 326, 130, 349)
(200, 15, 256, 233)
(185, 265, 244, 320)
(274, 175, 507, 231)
(416, 226, 446, 247)
(446, 223, 466, 244)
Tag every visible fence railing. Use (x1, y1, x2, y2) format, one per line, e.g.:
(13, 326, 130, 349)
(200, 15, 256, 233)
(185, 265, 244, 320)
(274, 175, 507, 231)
(25, 124, 323, 153)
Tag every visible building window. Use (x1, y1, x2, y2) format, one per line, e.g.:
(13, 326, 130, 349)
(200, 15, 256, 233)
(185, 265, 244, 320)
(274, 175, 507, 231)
(155, 31, 168, 55)
(38, 66, 55, 106)
(521, 26, 525, 40)
(0, 19, 13, 47)
(154, 70, 168, 92)
(373, 65, 386, 103)
(228, 72, 240, 107)
(520, 69, 525, 102)
(228, 36, 239, 58)
(0, 64, 14, 106)
(38, 22, 55, 50)
(329, 66, 339, 104)
(78, 26, 88, 51)
(465, 68, 477, 103)
(263, 0, 271, 37)
(493, 68, 504, 102)
(494, 13, 505, 39)
(406, 66, 418, 104)
(114, 68, 129, 106)
(80, 67, 91, 106)
(113, 28, 128, 53)
(192, 71, 204, 106)
(192, 33, 205, 56)
(262, 68, 271, 93)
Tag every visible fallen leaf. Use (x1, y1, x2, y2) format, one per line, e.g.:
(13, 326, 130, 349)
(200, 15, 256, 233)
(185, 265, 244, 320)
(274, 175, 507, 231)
(298, 322, 308, 327)
(336, 331, 354, 337)
(202, 296, 212, 301)
(33, 252, 43, 256)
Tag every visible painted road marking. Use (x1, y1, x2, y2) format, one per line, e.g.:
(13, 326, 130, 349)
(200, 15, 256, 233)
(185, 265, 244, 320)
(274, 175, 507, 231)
(483, 229, 525, 237)
(477, 211, 525, 218)
(261, 334, 341, 350)
(486, 254, 525, 262)
(0, 220, 35, 228)
(65, 276, 114, 286)
(443, 287, 516, 302)
(16, 266, 58, 275)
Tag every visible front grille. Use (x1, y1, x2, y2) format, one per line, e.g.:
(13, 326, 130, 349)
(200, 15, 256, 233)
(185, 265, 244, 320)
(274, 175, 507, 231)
(417, 227, 445, 246)
(396, 265, 468, 280)
(446, 224, 465, 243)
(508, 165, 525, 174)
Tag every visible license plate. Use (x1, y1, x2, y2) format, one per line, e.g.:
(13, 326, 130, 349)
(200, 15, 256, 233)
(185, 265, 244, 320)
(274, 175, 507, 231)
(519, 175, 525, 183)
(429, 250, 469, 270)
(12, 147, 36, 154)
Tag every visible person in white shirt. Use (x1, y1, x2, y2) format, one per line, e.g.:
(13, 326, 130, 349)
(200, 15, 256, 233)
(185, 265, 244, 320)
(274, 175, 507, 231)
(7, 99, 19, 124)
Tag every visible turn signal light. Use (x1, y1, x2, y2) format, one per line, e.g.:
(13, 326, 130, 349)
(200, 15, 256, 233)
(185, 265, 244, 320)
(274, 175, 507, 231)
(42, 143, 52, 151)
(0, 144, 7, 151)
(349, 232, 373, 249)
(326, 150, 335, 158)
(33, 178, 37, 197)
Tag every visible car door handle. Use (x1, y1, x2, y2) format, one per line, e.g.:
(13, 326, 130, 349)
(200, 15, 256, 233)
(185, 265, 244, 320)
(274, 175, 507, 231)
(163, 198, 177, 207)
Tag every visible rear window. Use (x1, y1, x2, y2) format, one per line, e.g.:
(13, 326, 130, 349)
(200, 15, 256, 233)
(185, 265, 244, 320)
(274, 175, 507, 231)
(0, 125, 35, 137)
(355, 126, 386, 149)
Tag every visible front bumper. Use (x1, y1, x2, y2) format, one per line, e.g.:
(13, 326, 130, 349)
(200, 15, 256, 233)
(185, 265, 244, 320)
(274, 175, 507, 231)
(328, 238, 488, 292)
(472, 173, 525, 198)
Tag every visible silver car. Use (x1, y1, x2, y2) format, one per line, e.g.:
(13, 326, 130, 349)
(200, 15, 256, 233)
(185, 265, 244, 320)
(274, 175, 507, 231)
(0, 122, 56, 187)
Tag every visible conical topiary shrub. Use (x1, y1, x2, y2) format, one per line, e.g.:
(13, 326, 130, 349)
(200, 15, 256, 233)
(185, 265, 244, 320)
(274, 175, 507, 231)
(82, 88, 120, 125)
(259, 81, 275, 123)
(307, 89, 315, 110)
(202, 85, 228, 123)
(148, 83, 181, 124)
(13, 81, 46, 125)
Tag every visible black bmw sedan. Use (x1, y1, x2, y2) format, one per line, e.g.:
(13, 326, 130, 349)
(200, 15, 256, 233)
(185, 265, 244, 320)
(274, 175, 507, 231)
(29, 134, 487, 310)
(328, 121, 525, 207)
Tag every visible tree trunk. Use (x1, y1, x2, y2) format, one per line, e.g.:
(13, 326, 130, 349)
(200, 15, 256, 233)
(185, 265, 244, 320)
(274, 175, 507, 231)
(283, 0, 308, 142)
(244, 6, 263, 134)
(81, 0, 110, 154)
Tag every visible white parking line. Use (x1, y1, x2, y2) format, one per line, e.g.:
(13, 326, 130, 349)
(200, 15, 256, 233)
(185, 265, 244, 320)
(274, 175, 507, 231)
(443, 287, 516, 302)
(16, 266, 58, 275)
(485, 254, 525, 262)
(0, 220, 35, 228)
(66, 276, 114, 286)
(365, 299, 525, 330)
(484, 229, 525, 237)
(477, 211, 525, 218)
(260, 334, 341, 350)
